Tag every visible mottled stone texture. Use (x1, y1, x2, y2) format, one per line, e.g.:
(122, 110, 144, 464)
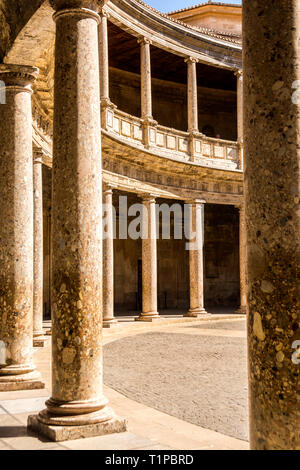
(137, 196, 159, 321)
(139, 38, 153, 120)
(29, 4, 126, 439)
(103, 186, 117, 327)
(243, 0, 300, 450)
(185, 201, 207, 317)
(236, 204, 247, 314)
(0, 65, 44, 390)
(33, 149, 45, 339)
(185, 57, 198, 133)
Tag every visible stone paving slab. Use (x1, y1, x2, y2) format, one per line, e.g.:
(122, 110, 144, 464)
(0, 316, 249, 450)
(193, 320, 246, 331)
(104, 330, 249, 441)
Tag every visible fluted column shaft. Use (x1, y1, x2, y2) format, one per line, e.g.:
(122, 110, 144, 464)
(185, 200, 207, 317)
(137, 196, 159, 321)
(0, 65, 44, 391)
(244, 0, 299, 450)
(103, 185, 117, 328)
(186, 58, 199, 133)
(30, 2, 126, 439)
(139, 38, 153, 120)
(33, 150, 45, 338)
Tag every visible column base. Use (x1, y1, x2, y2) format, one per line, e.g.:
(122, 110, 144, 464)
(235, 306, 247, 315)
(0, 370, 45, 392)
(103, 319, 119, 329)
(33, 336, 51, 348)
(45, 329, 52, 336)
(135, 312, 160, 322)
(28, 413, 127, 443)
(184, 308, 210, 318)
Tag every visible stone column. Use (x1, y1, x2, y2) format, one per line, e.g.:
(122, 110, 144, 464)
(138, 38, 157, 148)
(185, 200, 208, 317)
(28, 0, 126, 442)
(236, 204, 247, 314)
(99, 10, 110, 106)
(136, 195, 159, 322)
(103, 185, 117, 328)
(244, 0, 299, 450)
(33, 149, 49, 347)
(185, 57, 199, 133)
(235, 69, 244, 170)
(139, 37, 153, 120)
(235, 70, 243, 144)
(0, 65, 44, 391)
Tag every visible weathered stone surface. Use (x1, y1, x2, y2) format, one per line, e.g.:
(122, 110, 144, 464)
(29, 4, 126, 440)
(28, 414, 127, 442)
(185, 200, 208, 317)
(103, 185, 118, 328)
(136, 196, 160, 321)
(0, 64, 44, 391)
(243, 0, 300, 450)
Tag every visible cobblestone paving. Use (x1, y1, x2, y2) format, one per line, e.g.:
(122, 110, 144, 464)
(194, 320, 246, 331)
(104, 322, 249, 441)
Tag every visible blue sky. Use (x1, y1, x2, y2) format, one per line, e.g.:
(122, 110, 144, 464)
(146, 0, 241, 14)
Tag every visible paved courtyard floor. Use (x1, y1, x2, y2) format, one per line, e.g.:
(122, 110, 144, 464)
(0, 314, 249, 450)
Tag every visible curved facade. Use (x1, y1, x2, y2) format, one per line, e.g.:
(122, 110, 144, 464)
(0, 0, 244, 317)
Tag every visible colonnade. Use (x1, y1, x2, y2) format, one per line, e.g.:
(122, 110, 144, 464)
(98, 12, 243, 158)
(0, 0, 297, 449)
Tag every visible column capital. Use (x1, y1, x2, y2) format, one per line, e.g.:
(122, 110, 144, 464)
(103, 183, 116, 194)
(50, 0, 107, 13)
(185, 57, 198, 64)
(100, 8, 109, 19)
(141, 193, 156, 204)
(138, 37, 152, 46)
(185, 198, 206, 206)
(234, 69, 243, 79)
(0, 64, 38, 91)
(33, 148, 45, 165)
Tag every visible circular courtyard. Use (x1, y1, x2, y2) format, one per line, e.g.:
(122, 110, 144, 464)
(104, 319, 248, 441)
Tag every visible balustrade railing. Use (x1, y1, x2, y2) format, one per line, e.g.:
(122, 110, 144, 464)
(102, 104, 241, 170)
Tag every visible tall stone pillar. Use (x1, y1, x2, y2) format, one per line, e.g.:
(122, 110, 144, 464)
(139, 38, 156, 148)
(235, 70, 243, 144)
(28, 0, 126, 442)
(103, 185, 117, 328)
(244, 0, 299, 450)
(33, 149, 48, 347)
(0, 65, 44, 391)
(99, 10, 110, 106)
(139, 37, 153, 120)
(185, 200, 208, 317)
(235, 70, 244, 170)
(185, 57, 199, 133)
(236, 204, 247, 314)
(136, 195, 159, 322)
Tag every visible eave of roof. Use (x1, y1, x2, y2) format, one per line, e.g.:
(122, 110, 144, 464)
(168, 2, 242, 16)
(129, 0, 242, 43)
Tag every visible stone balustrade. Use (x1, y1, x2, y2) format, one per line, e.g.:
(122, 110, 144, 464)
(103, 105, 241, 171)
